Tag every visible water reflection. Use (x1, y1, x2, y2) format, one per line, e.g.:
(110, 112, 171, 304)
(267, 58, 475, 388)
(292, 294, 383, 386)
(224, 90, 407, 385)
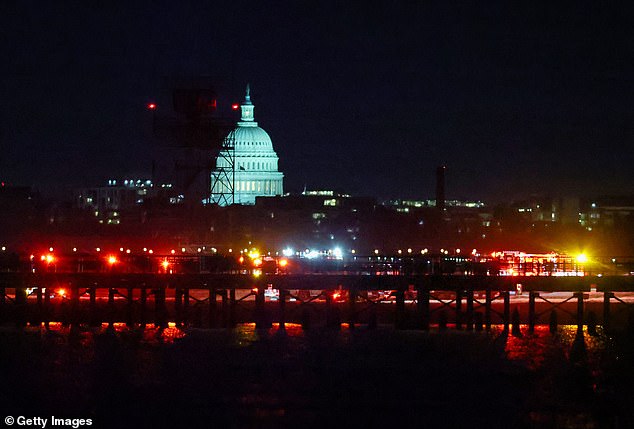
(22, 320, 612, 354)
(4, 321, 631, 427)
(501, 325, 609, 370)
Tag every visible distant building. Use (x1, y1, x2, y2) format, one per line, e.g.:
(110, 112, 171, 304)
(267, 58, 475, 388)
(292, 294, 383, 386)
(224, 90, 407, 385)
(74, 179, 156, 224)
(256, 190, 375, 212)
(208, 85, 284, 206)
(553, 196, 581, 225)
(252, 190, 377, 252)
(383, 199, 485, 213)
(512, 196, 556, 223)
(579, 196, 634, 230)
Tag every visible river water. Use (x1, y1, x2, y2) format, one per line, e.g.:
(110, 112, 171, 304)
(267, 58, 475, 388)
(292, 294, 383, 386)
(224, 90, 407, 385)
(1, 322, 633, 428)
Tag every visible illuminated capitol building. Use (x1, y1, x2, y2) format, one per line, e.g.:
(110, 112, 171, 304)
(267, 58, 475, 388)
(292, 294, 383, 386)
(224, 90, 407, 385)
(209, 85, 284, 206)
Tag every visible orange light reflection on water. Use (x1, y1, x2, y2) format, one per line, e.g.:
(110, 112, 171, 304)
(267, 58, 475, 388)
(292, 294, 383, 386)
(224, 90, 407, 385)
(271, 322, 304, 336)
(21, 322, 611, 364)
(502, 324, 608, 371)
(160, 324, 187, 342)
(503, 325, 551, 370)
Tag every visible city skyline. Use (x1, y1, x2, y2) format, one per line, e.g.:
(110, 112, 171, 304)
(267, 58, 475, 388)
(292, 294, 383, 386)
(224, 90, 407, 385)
(1, 2, 633, 202)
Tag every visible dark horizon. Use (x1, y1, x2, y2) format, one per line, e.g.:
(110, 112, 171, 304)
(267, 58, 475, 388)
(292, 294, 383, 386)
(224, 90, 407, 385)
(2, 2, 633, 202)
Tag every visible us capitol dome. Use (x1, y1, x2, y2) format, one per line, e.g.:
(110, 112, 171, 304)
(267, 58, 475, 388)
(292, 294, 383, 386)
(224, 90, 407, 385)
(209, 85, 284, 205)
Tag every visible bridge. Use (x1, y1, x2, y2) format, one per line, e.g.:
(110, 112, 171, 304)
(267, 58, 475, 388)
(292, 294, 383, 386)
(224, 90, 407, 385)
(2, 271, 634, 332)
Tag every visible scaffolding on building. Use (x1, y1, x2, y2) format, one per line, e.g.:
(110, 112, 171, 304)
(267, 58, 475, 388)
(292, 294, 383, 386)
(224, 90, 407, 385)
(208, 129, 236, 206)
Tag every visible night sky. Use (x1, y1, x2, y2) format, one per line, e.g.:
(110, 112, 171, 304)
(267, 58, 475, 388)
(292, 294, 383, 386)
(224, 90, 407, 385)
(1, 2, 633, 202)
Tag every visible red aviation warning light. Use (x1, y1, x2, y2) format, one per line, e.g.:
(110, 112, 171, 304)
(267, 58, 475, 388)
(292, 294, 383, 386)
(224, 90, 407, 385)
(147, 103, 157, 110)
(231, 103, 240, 111)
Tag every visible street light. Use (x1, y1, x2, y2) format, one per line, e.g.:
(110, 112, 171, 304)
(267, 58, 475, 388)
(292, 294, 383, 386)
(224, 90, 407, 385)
(576, 253, 588, 276)
(576, 254, 588, 263)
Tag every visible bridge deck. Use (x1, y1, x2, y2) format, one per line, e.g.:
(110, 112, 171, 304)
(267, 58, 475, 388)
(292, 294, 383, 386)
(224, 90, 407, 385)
(2, 272, 634, 291)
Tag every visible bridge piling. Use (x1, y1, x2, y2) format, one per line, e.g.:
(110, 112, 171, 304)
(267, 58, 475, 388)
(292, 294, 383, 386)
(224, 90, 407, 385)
(528, 291, 538, 333)
(255, 283, 270, 329)
(279, 289, 287, 331)
(455, 290, 462, 330)
(474, 312, 483, 331)
(209, 288, 217, 328)
(89, 287, 99, 327)
(183, 288, 190, 326)
(511, 307, 521, 336)
(15, 286, 27, 327)
(221, 289, 228, 328)
(587, 311, 597, 336)
(155, 287, 166, 328)
(466, 290, 474, 331)
(575, 292, 584, 334)
(417, 286, 430, 330)
(503, 291, 510, 332)
(325, 292, 340, 330)
(549, 310, 558, 334)
(603, 291, 612, 331)
(44, 287, 50, 329)
(395, 289, 405, 329)
(348, 287, 356, 329)
(70, 286, 80, 328)
(485, 289, 492, 331)
(126, 287, 134, 328)
(438, 310, 447, 330)
(175, 288, 183, 326)
(140, 287, 147, 328)
(36, 286, 43, 324)
(108, 288, 116, 328)
(229, 288, 236, 328)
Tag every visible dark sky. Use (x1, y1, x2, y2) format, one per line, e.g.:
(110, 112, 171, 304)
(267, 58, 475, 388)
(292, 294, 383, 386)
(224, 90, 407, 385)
(1, 1, 633, 202)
